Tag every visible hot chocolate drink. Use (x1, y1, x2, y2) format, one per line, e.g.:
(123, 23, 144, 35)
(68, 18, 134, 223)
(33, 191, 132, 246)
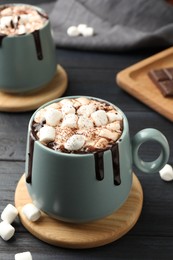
(0, 4, 48, 36)
(31, 97, 123, 153)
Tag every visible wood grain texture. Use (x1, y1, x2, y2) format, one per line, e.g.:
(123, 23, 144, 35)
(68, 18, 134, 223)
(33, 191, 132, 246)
(14, 174, 143, 249)
(116, 47, 173, 122)
(0, 65, 68, 112)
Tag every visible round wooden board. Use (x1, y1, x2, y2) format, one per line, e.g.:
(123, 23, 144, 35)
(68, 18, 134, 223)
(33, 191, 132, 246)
(14, 174, 143, 249)
(0, 65, 68, 112)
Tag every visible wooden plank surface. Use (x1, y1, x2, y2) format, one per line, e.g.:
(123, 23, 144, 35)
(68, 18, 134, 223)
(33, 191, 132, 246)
(0, 47, 173, 259)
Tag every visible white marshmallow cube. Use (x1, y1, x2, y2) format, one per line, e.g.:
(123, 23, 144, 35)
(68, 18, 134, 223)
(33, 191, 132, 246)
(77, 104, 96, 117)
(159, 164, 173, 181)
(15, 251, 32, 260)
(77, 24, 87, 34)
(61, 114, 78, 128)
(61, 104, 76, 115)
(39, 125, 56, 143)
(45, 108, 62, 126)
(91, 110, 108, 126)
(22, 203, 41, 222)
(64, 134, 85, 151)
(81, 27, 94, 37)
(78, 116, 94, 129)
(0, 221, 15, 241)
(99, 128, 119, 141)
(1, 204, 18, 224)
(67, 26, 80, 37)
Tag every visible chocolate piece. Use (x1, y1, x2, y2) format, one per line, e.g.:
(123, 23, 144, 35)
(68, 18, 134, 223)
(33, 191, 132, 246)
(148, 68, 173, 97)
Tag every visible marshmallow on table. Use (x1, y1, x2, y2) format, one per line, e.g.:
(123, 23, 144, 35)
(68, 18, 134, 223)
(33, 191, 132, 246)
(81, 26, 94, 37)
(77, 24, 87, 34)
(159, 164, 173, 181)
(0, 220, 15, 241)
(1, 204, 18, 224)
(22, 203, 41, 222)
(39, 125, 55, 143)
(67, 26, 80, 37)
(15, 251, 32, 260)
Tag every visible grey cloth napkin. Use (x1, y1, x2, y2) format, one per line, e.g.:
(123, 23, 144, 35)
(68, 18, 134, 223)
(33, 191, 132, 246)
(2, 0, 173, 51)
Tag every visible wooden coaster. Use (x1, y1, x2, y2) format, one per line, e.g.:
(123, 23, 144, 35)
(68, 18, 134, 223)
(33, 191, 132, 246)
(14, 174, 143, 249)
(0, 65, 68, 112)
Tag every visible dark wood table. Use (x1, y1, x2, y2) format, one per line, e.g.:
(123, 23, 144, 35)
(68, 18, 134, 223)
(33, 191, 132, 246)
(0, 48, 173, 260)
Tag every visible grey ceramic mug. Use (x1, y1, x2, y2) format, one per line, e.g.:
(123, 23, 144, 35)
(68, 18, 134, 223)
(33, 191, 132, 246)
(0, 4, 57, 93)
(25, 96, 170, 223)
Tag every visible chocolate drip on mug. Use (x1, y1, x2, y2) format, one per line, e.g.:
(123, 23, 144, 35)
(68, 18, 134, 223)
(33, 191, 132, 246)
(111, 143, 121, 185)
(32, 30, 43, 60)
(26, 132, 36, 184)
(0, 34, 6, 47)
(94, 144, 121, 186)
(94, 151, 104, 181)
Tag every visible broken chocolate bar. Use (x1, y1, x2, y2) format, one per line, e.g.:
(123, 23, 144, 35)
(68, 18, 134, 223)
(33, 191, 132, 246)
(148, 68, 173, 97)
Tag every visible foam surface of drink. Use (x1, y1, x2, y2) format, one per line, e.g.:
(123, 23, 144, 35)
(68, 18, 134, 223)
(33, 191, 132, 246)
(0, 5, 48, 36)
(32, 97, 123, 153)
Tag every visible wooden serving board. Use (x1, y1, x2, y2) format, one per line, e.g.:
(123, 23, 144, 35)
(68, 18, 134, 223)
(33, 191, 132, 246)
(0, 65, 68, 112)
(14, 174, 143, 249)
(116, 47, 173, 122)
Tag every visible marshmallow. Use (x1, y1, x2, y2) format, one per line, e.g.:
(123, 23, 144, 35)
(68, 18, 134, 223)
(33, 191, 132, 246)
(64, 134, 85, 151)
(77, 97, 90, 105)
(77, 24, 87, 34)
(91, 110, 108, 126)
(39, 125, 56, 143)
(107, 122, 122, 132)
(67, 26, 80, 37)
(107, 112, 123, 122)
(159, 164, 173, 181)
(15, 251, 32, 260)
(1, 204, 18, 224)
(95, 138, 109, 149)
(45, 108, 62, 126)
(0, 221, 15, 241)
(99, 129, 119, 141)
(18, 25, 26, 34)
(61, 104, 76, 115)
(61, 114, 78, 128)
(78, 116, 94, 129)
(0, 16, 12, 28)
(77, 104, 96, 117)
(81, 27, 94, 37)
(22, 203, 41, 222)
(59, 99, 73, 106)
(20, 14, 30, 24)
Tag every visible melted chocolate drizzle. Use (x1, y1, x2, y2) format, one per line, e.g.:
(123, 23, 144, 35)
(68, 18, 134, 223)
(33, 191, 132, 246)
(111, 143, 121, 185)
(32, 30, 43, 60)
(26, 132, 36, 183)
(94, 143, 121, 186)
(0, 33, 6, 47)
(94, 151, 104, 181)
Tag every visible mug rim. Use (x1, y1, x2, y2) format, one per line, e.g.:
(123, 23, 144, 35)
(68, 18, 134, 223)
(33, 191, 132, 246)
(0, 3, 49, 38)
(29, 96, 128, 157)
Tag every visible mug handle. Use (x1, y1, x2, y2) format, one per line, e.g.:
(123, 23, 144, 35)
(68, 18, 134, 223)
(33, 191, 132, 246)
(132, 128, 170, 173)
